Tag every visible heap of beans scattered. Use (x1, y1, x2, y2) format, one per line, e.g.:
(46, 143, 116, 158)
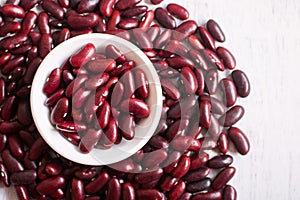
(43, 42, 150, 152)
(0, 0, 251, 199)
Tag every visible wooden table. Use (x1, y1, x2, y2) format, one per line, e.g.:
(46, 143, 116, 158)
(1, 0, 299, 199)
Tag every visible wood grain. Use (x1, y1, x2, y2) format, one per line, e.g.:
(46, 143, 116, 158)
(1, 0, 300, 199)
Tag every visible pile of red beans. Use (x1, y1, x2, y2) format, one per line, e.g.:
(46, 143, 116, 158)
(0, 0, 251, 199)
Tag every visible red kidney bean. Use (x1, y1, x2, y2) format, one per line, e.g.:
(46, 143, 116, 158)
(0, 21, 21, 37)
(200, 94, 226, 115)
(59, 0, 70, 8)
(106, 44, 126, 64)
(220, 78, 237, 107)
(159, 40, 180, 58)
(96, 100, 111, 129)
(207, 155, 233, 169)
(162, 151, 181, 173)
(167, 3, 189, 20)
(139, 10, 154, 30)
(86, 58, 116, 73)
(85, 73, 109, 90)
(0, 134, 7, 152)
(120, 98, 150, 118)
(10, 43, 31, 55)
(15, 186, 30, 200)
(136, 189, 164, 200)
(207, 114, 220, 137)
(79, 129, 103, 153)
(23, 57, 42, 84)
(10, 170, 37, 185)
(74, 167, 97, 180)
(99, 0, 116, 17)
(183, 167, 210, 182)
(200, 137, 218, 150)
(166, 119, 189, 140)
(36, 175, 65, 195)
(59, 131, 80, 145)
(8, 134, 24, 157)
(67, 13, 99, 29)
(159, 68, 179, 78)
(181, 67, 198, 95)
(0, 52, 11, 68)
(232, 70, 251, 98)
(45, 159, 62, 175)
(118, 18, 139, 29)
(120, 70, 135, 99)
(205, 69, 218, 95)
(94, 16, 107, 33)
(173, 20, 198, 41)
(105, 178, 121, 200)
(49, 188, 64, 199)
(50, 97, 69, 124)
(204, 49, 225, 71)
(199, 26, 216, 51)
(0, 161, 10, 187)
(29, 32, 41, 46)
(142, 149, 167, 168)
(110, 60, 135, 76)
(0, 121, 23, 134)
(2, 55, 25, 74)
(65, 76, 87, 98)
(73, 87, 92, 109)
(1, 4, 25, 18)
(155, 7, 176, 29)
(190, 152, 209, 170)
(69, 43, 96, 68)
(42, 0, 64, 20)
(168, 95, 197, 119)
(0, 78, 5, 105)
(20, 0, 41, 11)
(199, 100, 212, 128)
(118, 114, 135, 140)
(167, 56, 194, 69)
(188, 50, 209, 70)
(135, 168, 163, 184)
(160, 175, 178, 191)
(62, 69, 73, 84)
(77, 0, 99, 13)
(100, 117, 118, 148)
(122, 182, 135, 200)
(186, 178, 212, 193)
(154, 29, 172, 49)
(189, 35, 205, 50)
(220, 105, 244, 127)
(2, 33, 27, 51)
(223, 185, 237, 200)
(2, 95, 17, 120)
(19, 131, 34, 147)
(122, 6, 148, 18)
(207, 19, 226, 42)
(28, 138, 47, 161)
(39, 33, 52, 58)
(151, 0, 163, 4)
(116, 0, 141, 10)
(171, 155, 190, 178)
(2, 149, 24, 173)
(152, 60, 168, 71)
(193, 68, 205, 96)
(161, 79, 181, 101)
(70, 28, 93, 37)
(217, 47, 236, 70)
(71, 178, 84, 200)
(192, 191, 222, 200)
(85, 172, 109, 193)
(168, 180, 185, 199)
(228, 127, 250, 155)
(218, 132, 229, 154)
(38, 12, 50, 34)
(171, 136, 200, 152)
(132, 28, 153, 51)
(212, 166, 236, 190)
(149, 135, 169, 149)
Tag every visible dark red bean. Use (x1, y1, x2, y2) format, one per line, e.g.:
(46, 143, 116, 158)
(118, 114, 135, 140)
(171, 155, 190, 178)
(151, 0, 163, 4)
(59, 131, 80, 145)
(2, 34, 27, 51)
(100, 117, 118, 148)
(167, 56, 194, 69)
(45, 159, 63, 175)
(94, 16, 107, 32)
(171, 136, 200, 152)
(107, 10, 120, 30)
(132, 28, 153, 51)
(219, 105, 245, 127)
(188, 50, 209, 70)
(154, 29, 172, 49)
(207, 19, 226, 42)
(42, 0, 64, 20)
(173, 20, 198, 41)
(106, 178, 121, 200)
(8, 134, 24, 157)
(115, 0, 141, 10)
(194, 68, 205, 96)
(190, 152, 209, 170)
(207, 155, 233, 169)
(200, 94, 226, 115)
(0, 161, 10, 186)
(0, 134, 7, 152)
(139, 10, 154, 30)
(79, 129, 103, 153)
(161, 79, 181, 101)
(199, 100, 211, 128)
(20, 0, 41, 11)
(67, 13, 99, 29)
(96, 100, 111, 129)
(122, 182, 135, 200)
(155, 7, 176, 29)
(23, 57, 42, 84)
(38, 12, 50, 34)
(207, 114, 220, 137)
(167, 95, 197, 120)
(217, 47, 236, 70)
(1, 4, 25, 18)
(45, 89, 64, 107)
(166, 119, 189, 140)
(142, 149, 167, 168)
(29, 32, 41, 46)
(120, 98, 150, 118)
(183, 167, 210, 182)
(36, 175, 65, 195)
(1, 95, 17, 120)
(0, 121, 23, 134)
(39, 33, 52, 58)
(218, 132, 229, 154)
(99, 0, 116, 17)
(69, 43, 96, 68)
(15, 186, 30, 200)
(0, 21, 21, 37)
(220, 78, 237, 107)
(167, 3, 189, 20)
(86, 58, 116, 73)
(75, 167, 97, 180)
(181, 67, 198, 94)
(191, 191, 222, 200)
(160, 175, 177, 192)
(84, 73, 109, 89)
(204, 49, 225, 71)
(188, 35, 205, 50)
(28, 138, 47, 161)
(186, 178, 211, 193)
(135, 168, 163, 183)
(136, 189, 164, 200)
(212, 167, 236, 190)
(0, 53, 11, 68)
(10, 170, 37, 185)
(199, 26, 216, 51)
(122, 6, 148, 18)
(2, 55, 25, 75)
(228, 127, 250, 155)
(50, 97, 69, 124)
(49, 189, 64, 199)
(120, 70, 135, 99)
(85, 171, 109, 194)
(105, 44, 126, 64)
(118, 18, 139, 29)
(2, 149, 24, 173)
(71, 178, 84, 200)
(59, 0, 70, 8)
(168, 180, 185, 200)
(232, 70, 251, 98)
(77, 0, 99, 13)
(158, 39, 180, 58)
(205, 69, 218, 95)
(149, 135, 169, 149)
(223, 185, 237, 200)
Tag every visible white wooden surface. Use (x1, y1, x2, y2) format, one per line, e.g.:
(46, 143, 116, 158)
(1, 0, 300, 199)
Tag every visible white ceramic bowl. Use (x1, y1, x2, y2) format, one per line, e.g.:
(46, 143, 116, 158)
(31, 33, 162, 166)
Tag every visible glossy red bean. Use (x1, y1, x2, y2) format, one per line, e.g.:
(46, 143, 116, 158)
(187, 178, 212, 193)
(10, 170, 36, 185)
(100, 117, 118, 148)
(118, 18, 139, 29)
(188, 35, 205, 50)
(199, 26, 216, 51)
(200, 94, 226, 115)
(107, 10, 120, 30)
(220, 78, 237, 107)
(86, 58, 116, 73)
(217, 47, 236, 69)
(232, 70, 251, 98)
(135, 168, 163, 183)
(79, 129, 103, 153)
(67, 13, 99, 29)
(212, 167, 236, 190)
(161, 79, 181, 101)
(199, 100, 211, 128)
(122, 6, 148, 18)
(205, 69, 218, 95)
(122, 182, 135, 200)
(0, 121, 23, 134)
(223, 185, 237, 200)
(142, 149, 167, 168)
(1, 4, 25, 18)
(69, 43, 96, 68)
(74, 167, 97, 180)
(207, 19, 226, 42)
(190, 152, 209, 170)
(181, 67, 198, 94)
(167, 3, 189, 20)
(139, 10, 154, 30)
(15, 186, 30, 200)
(38, 12, 50, 34)
(45, 159, 63, 175)
(155, 7, 176, 29)
(160, 175, 178, 191)
(2, 149, 24, 173)
(166, 119, 189, 140)
(28, 138, 47, 161)
(136, 189, 164, 200)
(23, 57, 42, 84)
(118, 114, 135, 140)
(193, 68, 205, 96)
(0, 21, 21, 37)
(168, 180, 185, 199)
(200, 137, 218, 150)
(228, 127, 250, 155)
(120, 98, 150, 118)
(154, 29, 172, 49)
(219, 105, 244, 127)
(20, 0, 41, 11)
(191, 191, 222, 200)
(105, 178, 121, 200)
(0, 161, 10, 187)
(132, 28, 153, 51)
(106, 44, 126, 63)
(2, 34, 27, 51)
(96, 100, 111, 129)
(44, 89, 64, 107)
(218, 132, 229, 154)
(171, 155, 190, 178)
(42, 0, 64, 20)
(116, 0, 141, 10)
(50, 97, 69, 124)
(85, 171, 109, 194)
(183, 167, 210, 183)
(207, 155, 233, 169)
(151, 0, 163, 4)
(36, 175, 65, 195)
(204, 49, 225, 71)
(8, 134, 24, 157)
(2, 55, 25, 75)
(59, 131, 80, 145)
(84, 73, 109, 90)
(188, 50, 209, 70)
(167, 56, 194, 69)
(71, 178, 84, 200)
(59, 0, 70, 8)
(0, 134, 7, 152)
(1, 95, 17, 120)
(99, 0, 116, 17)
(77, 0, 99, 13)
(149, 135, 169, 149)
(173, 20, 198, 41)
(39, 33, 52, 58)
(0, 53, 11, 68)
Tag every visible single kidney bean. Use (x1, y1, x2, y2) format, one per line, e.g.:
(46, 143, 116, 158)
(198, 26, 216, 51)
(10, 170, 37, 185)
(19, 131, 34, 147)
(171, 155, 190, 178)
(186, 178, 211, 193)
(181, 67, 198, 95)
(0, 161, 10, 187)
(1, 4, 25, 18)
(173, 20, 198, 41)
(205, 69, 218, 95)
(77, 0, 99, 13)
(136, 189, 164, 200)
(45, 159, 63, 175)
(74, 167, 97, 180)
(228, 127, 250, 155)
(135, 168, 163, 184)
(87, 59, 117, 73)
(118, 18, 139, 29)
(167, 3, 189, 20)
(159, 68, 179, 79)
(199, 100, 212, 128)
(0, 121, 23, 134)
(139, 10, 154, 30)
(2, 149, 24, 173)
(219, 105, 245, 127)
(204, 49, 225, 71)
(160, 175, 178, 191)
(155, 7, 176, 29)
(207, 155, 233, 169)
(1, 34, 27, 51)
(189, 49, 209, 70)
(194, 69, 205, 96)
(134, 69, 149, 99)
(120, 98, 150, 118)
(0, 79, 5, 106)
(85, 171, 109, 194)
(207, 19, 226, 42)
(20, 0, 41, 11)
(2, 95, 17, 120)
(220, 78, 237, 107)
(106, 44, 126, 64)
(217, 47, 236, 70)
(59, 131, 81, 145)
(28, 138, 48, 161)
(115, 0, 141, 10)
(166, 119, 189, 140)
(36, 175, 65, 195)
(189, 35, 205, 50)
(142, 149, 168, 168)
(183, 167, 210, 182)
(0, 134, 7, 152)
(107, 10, 121, 31)
(42, 0, 64, 20)
(200, 94, 226, 115)
(29, 32, 41, 46)
(207, 114, 220, 137)
(38, 12, 50, 34)
(8, 134, 24, 157)
(96, 100, 111, 129)
(49, 188, 64, 199)
(122, 182, 136, 200)
(223, 185, 237, 200)
(69, 43, 96, 68)
(39, 33, 52, 58)
(218, 132, 229, 154)
(101, 117, 118, 147)
(0, 21, 21, 37)
(212, 166, 236, 190)
(99, 0, 116, 17)
(167, 56, 194, 69)
(67, 13, 99, 29)
(132, 28, 153, 51)
(171, 136, 200, 152)
(23, 57, 42, 84)
(119, 114, 135, 140)
(106, 178, 121, 200)
(168, 180, 185, 199)
(62, 69, 74, 84)
(0, 53, 11, 68)
(149, 135, 169, 149)
(191, 191, 222, 200)
(79, 129, 103, 153)
(2, 55, 25, 75)
(232, 70, 251, 98)
(45, 87, 64, 105)
(11, 43, 31, 54)
(15, 186, 30, 200)
(154, 29, 172, 48)
(122, 6, 148, 18)
(71, 178, 84, 200)
(50, 97, 69, 124)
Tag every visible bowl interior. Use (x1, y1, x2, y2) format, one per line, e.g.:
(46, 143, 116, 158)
(31, 33, 162, 165)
